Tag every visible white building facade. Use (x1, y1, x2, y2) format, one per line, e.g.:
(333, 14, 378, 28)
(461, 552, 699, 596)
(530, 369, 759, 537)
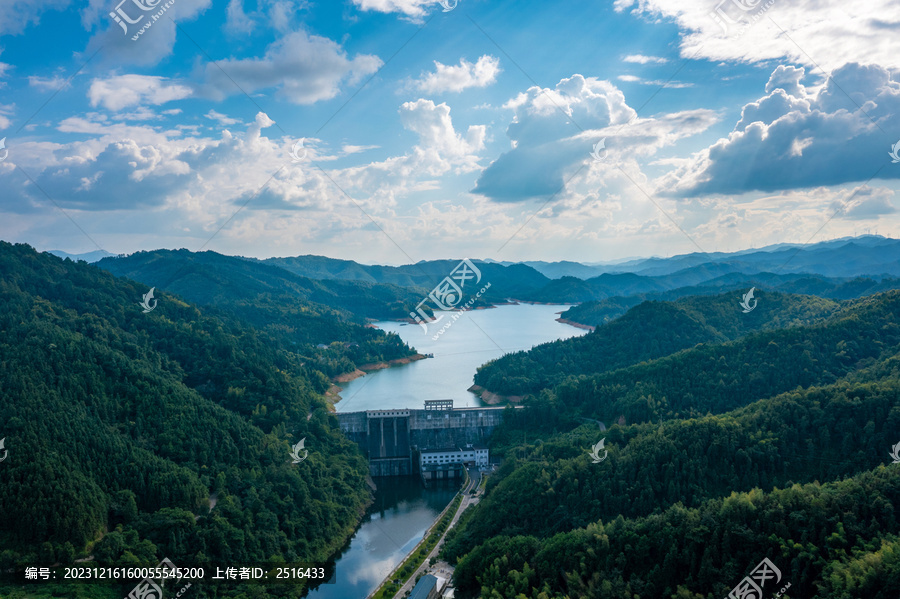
(420, 444, 489, 469)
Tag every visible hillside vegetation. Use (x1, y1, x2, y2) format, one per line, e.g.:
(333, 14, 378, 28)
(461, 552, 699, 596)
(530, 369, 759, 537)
(0, 242, 371, 598)
(475, 290, 842, 397)
(443, 290, 900, 598)
(98, 249, 418, 377)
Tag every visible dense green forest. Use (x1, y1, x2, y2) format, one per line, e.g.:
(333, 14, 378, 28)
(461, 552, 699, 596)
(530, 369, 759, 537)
(0, 242, 372, 598)
(452, 466, 900, 598)
(475, 291, 842, 396)
(443, 290, 900, 598)
(447, 360, 900, 558)
(98, 249, 420, 377)
(558, 274, 900, 328)
(553, 292, 900, 424)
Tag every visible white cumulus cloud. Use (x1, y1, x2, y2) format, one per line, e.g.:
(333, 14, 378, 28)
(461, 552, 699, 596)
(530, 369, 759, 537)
(472, 74, 716, 203)
(88, 75, 192, 111)
(623, 54, 668, 64)
(614, 0, 900, 72)
(351, 0, 442, 20)
(414, 55, 502, 94)
(659, 63, 900, 197)
(194, 30, 382, 105)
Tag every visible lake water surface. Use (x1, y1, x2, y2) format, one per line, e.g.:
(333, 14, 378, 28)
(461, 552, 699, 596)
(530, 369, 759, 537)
(336, 303, 586, 412)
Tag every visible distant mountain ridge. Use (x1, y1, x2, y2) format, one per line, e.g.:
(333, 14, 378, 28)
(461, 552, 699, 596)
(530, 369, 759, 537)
(261, 255, 548, 304)
(47, 249, 115, 263)
(71, 236, 900, 321)
(497, 235, 900, 279)
(258, 236, 900, 300)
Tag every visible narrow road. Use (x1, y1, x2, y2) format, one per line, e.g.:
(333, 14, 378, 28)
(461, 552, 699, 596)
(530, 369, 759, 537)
(579, 416, 607, 431)
(390, 467, 481, 599)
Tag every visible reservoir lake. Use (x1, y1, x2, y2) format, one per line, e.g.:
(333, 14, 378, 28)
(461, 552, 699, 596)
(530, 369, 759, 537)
(307, 303, 586, 598)
(336, 303, 586, 413)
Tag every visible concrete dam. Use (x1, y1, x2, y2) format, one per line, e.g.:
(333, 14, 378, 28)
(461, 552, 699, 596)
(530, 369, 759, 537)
(336, 401, 512, 477)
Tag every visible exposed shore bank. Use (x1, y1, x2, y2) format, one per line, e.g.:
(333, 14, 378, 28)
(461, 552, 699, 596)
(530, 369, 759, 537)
(467, 384, 525, 405)
(555, 317, 595, 331)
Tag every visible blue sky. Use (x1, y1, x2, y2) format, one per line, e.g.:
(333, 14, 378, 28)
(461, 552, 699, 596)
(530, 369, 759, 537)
(0, 0, 899, 264)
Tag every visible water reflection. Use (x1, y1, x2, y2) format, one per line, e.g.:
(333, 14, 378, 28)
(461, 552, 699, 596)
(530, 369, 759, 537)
(305, 477, 458, 599)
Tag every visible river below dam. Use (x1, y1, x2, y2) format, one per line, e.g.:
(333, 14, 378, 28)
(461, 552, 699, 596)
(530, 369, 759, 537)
(307, 303, 586, 598)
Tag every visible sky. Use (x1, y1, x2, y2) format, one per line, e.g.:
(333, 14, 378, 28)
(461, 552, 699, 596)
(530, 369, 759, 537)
(0, 0, 899, 265)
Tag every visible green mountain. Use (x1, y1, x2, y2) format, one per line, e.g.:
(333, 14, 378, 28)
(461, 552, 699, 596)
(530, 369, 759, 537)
(264, 256, 546, 304)
(552, 291, 900, 424)
(259, 249, 900, 307)
(443, 290, 900, 598)
(499, 236, 900, 280)
(453, 466, 900, 598)
(475, 290, 843, 397)
(448, 361, 900, 561)
(0, 242, 370, 598)
(559, 274, 900, 327)
(97, 249, 419, 377)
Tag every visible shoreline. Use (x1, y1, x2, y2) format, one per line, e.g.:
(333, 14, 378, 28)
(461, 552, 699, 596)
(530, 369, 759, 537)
(334, 353, 429, 382)
(328, 353, 430, 409)
(516, 300, 578, 306)
(467, 384, 525, 405)
(555, 317, 595, 331)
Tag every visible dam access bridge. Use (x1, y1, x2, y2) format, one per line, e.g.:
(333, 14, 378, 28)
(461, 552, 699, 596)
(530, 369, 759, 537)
(336, 400, 516, 477)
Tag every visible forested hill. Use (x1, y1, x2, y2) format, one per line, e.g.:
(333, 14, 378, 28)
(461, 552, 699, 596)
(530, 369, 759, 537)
(97, 248, 417, 377)
(0, 242, 370, 598)
(264, 255, 546, 305)
(474, 290, 843, 397)
(442, 290, 900, 598)
(446, 367, 900, 594)
(259, 243, 900, 306)
(98, 248, 422, 320)
(558, 273, 900, 327)
(554, 290, 900, 424)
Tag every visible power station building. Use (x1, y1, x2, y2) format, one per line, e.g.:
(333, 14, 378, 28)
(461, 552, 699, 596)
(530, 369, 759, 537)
(420, 444, 489, 468)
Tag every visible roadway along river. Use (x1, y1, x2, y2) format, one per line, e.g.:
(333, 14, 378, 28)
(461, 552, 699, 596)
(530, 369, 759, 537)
(306, 303, 586, 599)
